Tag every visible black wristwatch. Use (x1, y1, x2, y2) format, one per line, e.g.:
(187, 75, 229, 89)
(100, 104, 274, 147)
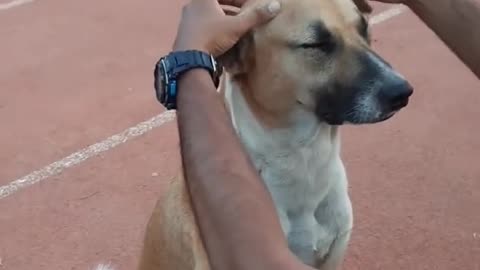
(154, 50, 222, 110)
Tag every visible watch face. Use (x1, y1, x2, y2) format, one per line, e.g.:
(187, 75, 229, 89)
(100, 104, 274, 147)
(154, 59, 167, 104)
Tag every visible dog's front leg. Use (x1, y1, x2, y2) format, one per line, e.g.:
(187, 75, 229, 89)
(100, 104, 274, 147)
(314, 229, 352, 270)
(285, 214, 319, 266)
(313, 184, 353, 270)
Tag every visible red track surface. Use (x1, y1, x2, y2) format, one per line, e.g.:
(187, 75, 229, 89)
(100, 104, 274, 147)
(0, 1, 479, 270)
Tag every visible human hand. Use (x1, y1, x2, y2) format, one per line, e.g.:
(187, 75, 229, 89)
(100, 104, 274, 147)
(173, 0, 281, 57)
(352, 0, 409, 13)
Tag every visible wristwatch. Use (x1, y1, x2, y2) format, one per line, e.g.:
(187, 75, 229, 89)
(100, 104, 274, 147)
(154, 50, 222, 110)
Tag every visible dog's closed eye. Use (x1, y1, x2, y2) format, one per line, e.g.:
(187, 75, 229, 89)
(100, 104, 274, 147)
(298, 22, 336, 53)
(299, 41, 335, 53)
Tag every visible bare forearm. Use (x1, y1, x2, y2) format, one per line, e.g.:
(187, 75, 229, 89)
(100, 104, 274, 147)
(408, 0, 480, 78)
(176, 70, 293, 270)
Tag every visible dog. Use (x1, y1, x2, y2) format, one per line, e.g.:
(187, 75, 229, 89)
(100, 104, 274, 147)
(95, 0, 413, 269)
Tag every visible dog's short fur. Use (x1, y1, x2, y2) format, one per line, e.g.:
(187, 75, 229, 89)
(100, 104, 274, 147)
(96, 0, 413, 269)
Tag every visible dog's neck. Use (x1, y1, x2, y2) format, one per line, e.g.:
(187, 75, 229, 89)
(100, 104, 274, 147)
(221, 73, 341, 161)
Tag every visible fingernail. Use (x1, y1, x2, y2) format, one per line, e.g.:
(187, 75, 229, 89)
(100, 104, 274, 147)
(267, 0, 281, 14)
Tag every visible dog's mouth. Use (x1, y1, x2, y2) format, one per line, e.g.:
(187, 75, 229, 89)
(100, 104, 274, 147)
(321, 112, 345, 125)
(346, 109, 400, 125)
(377, 111, 397, 121)
(320, 108, 400, 126)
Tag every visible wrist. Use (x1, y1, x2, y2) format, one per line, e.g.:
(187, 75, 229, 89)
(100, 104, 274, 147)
(178, 68, 214, 87)
(172, 39, 210, 55)
(172, 45, 209, 55)
(177, 69, 219, 106)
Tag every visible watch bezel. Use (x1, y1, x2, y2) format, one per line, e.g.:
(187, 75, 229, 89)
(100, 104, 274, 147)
(159, 58, 169, 104)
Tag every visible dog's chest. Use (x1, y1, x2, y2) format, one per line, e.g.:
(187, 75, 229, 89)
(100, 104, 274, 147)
(253, 143, 335, 212)
(224, 76, 352, 268)
(247, 136, 349, 266)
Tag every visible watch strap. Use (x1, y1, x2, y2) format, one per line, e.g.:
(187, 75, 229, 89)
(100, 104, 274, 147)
(166, 50, 218, 80)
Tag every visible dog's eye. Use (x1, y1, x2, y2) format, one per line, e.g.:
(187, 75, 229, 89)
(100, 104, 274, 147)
(299, 41, 335, 53)
(299, 22, 337, 53)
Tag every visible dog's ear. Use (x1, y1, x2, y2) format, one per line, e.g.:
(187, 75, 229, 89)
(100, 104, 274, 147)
(217, 32, 254, 75)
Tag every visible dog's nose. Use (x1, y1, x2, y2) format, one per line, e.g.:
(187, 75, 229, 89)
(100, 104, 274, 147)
(379, 79, 414, 111)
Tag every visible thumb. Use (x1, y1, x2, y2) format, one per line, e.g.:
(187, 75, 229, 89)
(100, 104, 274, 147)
(231, 0, 281, 34)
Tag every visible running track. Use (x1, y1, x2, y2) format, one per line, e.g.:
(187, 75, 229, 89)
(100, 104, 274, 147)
(0, 1, 479, 269)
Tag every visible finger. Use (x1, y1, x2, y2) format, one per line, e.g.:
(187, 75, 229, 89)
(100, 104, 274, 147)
(218, 0, 249, 8)
(230, 0, 281, 33)
(194, 0, 245, 9)
(191, 0, 219, 9)
(221, 5, 241, 16)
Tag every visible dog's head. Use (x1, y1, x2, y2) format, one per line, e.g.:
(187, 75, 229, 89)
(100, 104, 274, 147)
(220, 0, 413, 126)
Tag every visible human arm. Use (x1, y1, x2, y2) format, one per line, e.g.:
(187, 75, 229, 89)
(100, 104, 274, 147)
(177, 69, 305, 270)
(172, 0, 313, 269)
(407, 0, 480, 79)
(355, 0, 480, 79)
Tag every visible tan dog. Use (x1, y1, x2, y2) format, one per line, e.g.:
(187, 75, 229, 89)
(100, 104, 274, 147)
(96, 0, 413, 269)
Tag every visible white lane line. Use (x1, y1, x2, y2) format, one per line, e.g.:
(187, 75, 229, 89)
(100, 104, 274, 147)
(0, 6, 406, 200)
(0, 111, 176, 199)
(0, 0, 34, 11)
(370, 5, 407, 25)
